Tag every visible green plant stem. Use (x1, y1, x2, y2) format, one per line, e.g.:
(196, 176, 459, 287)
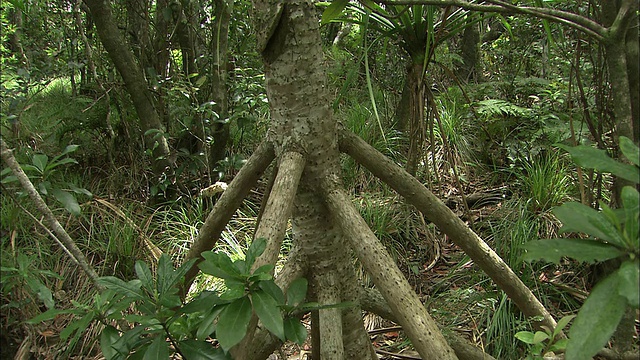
(0, 138, 104, 291)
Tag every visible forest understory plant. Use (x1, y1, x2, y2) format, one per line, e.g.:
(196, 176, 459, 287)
(523, 137, 640, 360)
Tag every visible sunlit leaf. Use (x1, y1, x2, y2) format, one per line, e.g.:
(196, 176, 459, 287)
(515, 331, 535, 344)
(135, 261, 154, 293)
(522, 238, 624, 264)
(98, 277, 144, 300)
(566, 273, 626, 360)
(199, 251, 242, 280)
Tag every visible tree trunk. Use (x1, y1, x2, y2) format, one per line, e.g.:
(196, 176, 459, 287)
(182, 1, 559, 358)
(208, 0, 232, 177)
(83, 0, 175, 184)
(404, 61, 426, 176)
(458, 20, 481, 82)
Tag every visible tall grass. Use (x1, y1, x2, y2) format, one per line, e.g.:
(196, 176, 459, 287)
(517, 152, 573, 213)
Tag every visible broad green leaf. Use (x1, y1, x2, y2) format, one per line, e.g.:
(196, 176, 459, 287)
(522, 238, 624, 264)
(284, 317, 307, 345)
(26, 277, 55, 309)
(220, 280, 246, 300)
(557, 144, 639, 183)
(179, 339, 231, 360)
(286, 278, 308, 307)
(100, 325, 121, 360)
(61, 311, 93, 340)
(259, 280, 284, 305)
(157, 254, 174, 295)
(553, 315, 576, 339)
(60, 144, 80, 156)
(321, 0, 349, 25)
(142, 336, 170, 360)
(245, 237, 267, 271)
(619, 136, 639, 167)
(252, 290, 285, 340)
(98, 277, 144, 300)
(621, 187, 639, 249)
(1, 174, 18, 184)
(532, 331, 549, 344)
(27, 307, 79, 324)
(169, 258, 197, 289)
(135, 261, 154, 293)
(566, 273, 627, 360)
(216, 296, 252, 351)
(196, 306, 224, 340)
(50, 189, 81, 215)
(617, 260, 639, 308)
(252, 264, 275, 275)
(550, 338, 569, 352)
(554, 202, 626, 247)
(199, 251, 242, 280)
(49, 157, 78, 168)
(180, 291, 223, 314)
(32, 154, 48, 173)
(112, 325, 147, 355)
(515, 331, 535, 344)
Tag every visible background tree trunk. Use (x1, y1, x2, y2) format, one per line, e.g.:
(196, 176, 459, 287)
(83, 0, 175, 183)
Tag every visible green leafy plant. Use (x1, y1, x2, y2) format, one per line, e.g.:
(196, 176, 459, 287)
(522, 136, 639, 360)
(1, 252, 63, 310)
(1, 144, 91, 215)
(28, 238, 328, 359)
(515, 315, 574, 359)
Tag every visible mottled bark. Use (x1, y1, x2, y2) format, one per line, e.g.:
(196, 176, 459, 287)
(339, 129, 558, 333)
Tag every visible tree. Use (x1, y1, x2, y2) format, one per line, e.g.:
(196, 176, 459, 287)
(181, 1, 557, 359)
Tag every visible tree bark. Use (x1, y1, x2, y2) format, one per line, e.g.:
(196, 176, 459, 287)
(83, 0, 175, 181)
(339, 129, 558, 333)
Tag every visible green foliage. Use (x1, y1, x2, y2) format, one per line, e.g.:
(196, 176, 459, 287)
(1, 144, 91, 215)
(30, 239, 333, 358)
(522, 137, 640, 360)
(518, 152, 572, 213)
(515, 315, 573, 359)
(1, 252, 63, 310)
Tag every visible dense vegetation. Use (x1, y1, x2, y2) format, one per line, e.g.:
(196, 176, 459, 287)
(0, 0, 638, 359)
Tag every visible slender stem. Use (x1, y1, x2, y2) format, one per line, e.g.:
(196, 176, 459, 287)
(1, 138, 104, 291)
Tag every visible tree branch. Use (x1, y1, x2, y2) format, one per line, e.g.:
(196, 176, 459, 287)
(252, 151, 305, 272)
(182, 140, 275, 293)
(338, 129, 558, 333)
(321, 182, 458, 360)
(0, 139, 104, 291)
(374, 0, 606, 40)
